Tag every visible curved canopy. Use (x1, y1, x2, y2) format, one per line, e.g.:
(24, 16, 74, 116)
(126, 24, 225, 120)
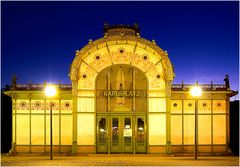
(69, 25, 175, 90)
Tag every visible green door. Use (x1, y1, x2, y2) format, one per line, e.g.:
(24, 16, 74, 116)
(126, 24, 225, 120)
(135, 117, 147, 153)
(97, 115, 146, 153)
(110, 116, 133, 153)
(97, 117, 108, 153)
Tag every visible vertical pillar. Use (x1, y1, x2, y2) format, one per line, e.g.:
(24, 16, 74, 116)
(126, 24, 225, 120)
(211, 98, 213, 153)
(9, 93, 17, 154)
(44, 81, 47, 153)
(29, 93, 32, 153)
(72, 81, 78, 154)
(166, 80, 172, 154)
(59, 96, 62, 153)
(182, 99, 184, 153)
(107, 70, 111, 154)
(132, 68, 136, 111)
(44, 97, 47, 153)
(194, 99, 198, 159)
(58, 81, 62, 153)
(211, 99, 213, 153)
(226, 97, 231, 153)
(132, 68, 136, 154)
(107, 70, 111, 111)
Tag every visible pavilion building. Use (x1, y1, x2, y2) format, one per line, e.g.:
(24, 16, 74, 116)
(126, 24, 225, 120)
(4, 24, 238, 155)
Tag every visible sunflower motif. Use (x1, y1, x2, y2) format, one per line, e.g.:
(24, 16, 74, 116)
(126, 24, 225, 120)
(19, 101, 28, 110)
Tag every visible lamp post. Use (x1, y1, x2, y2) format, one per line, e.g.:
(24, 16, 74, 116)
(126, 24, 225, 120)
(190, 83, 202, 160)
(44, 85, 57, 160)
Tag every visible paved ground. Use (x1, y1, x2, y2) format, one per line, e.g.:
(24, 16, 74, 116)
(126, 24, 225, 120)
(1, 154, 239, 166)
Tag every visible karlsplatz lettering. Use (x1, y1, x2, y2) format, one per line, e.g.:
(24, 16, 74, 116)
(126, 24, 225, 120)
(103, 90, 142, 97)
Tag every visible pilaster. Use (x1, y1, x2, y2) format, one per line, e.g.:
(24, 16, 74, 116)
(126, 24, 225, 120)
(166, 80, 172, 154)
(72, 81, 78, 154)
(9, 92, 17, 154)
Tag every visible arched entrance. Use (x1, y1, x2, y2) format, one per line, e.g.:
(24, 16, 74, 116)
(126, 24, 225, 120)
(69, 25, 175, 154)
(96, 65, 147, 153)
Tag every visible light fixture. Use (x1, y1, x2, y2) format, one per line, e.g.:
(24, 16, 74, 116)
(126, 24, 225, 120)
(190, 86, 202, 97)
(45, 85, 57, 97)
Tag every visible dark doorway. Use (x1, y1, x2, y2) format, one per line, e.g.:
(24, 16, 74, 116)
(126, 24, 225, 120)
(230, 100, 239, 155)
(1, 87, 12, 153)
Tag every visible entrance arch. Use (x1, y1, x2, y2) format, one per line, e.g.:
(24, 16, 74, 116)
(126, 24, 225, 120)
(69, 25, 175, 154)
(96, 65, 148, 153)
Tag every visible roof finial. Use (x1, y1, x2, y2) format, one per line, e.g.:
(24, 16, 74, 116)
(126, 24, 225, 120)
(103, 23, 140, 36)
(224, 74, 230, 90)
(11, 73, 17, 90)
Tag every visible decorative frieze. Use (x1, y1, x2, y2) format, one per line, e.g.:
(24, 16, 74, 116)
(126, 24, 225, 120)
(16, 100, 72, 111)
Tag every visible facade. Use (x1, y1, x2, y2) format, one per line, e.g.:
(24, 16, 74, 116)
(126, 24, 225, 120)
(5, 25, 237, 155)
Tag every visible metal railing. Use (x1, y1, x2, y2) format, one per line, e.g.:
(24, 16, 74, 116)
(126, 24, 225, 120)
(12, 83, 227, 91)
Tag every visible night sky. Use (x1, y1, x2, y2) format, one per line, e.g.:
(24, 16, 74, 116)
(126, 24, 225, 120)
(2, 1, 239, 100)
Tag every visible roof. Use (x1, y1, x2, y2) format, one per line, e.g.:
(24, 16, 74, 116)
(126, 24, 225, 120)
(4, 83, 237, 95)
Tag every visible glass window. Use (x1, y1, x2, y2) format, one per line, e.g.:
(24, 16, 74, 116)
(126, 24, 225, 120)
(99, 118, 107, 145)
(124, 118, 132, 146)
(112, 118, 119, 145)
(137, 118, 145, 144)
(96, 65, 147, 112)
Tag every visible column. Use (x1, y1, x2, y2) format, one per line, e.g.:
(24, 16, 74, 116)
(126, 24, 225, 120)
(166, 80, 172, 154)
(10, 93, 17, 154)
(72, 81, 78, 154)
(29, 93, 32, 153)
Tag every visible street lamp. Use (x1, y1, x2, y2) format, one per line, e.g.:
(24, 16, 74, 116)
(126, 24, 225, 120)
(190, 84, 202, 160)
(44, 85, 57, 160)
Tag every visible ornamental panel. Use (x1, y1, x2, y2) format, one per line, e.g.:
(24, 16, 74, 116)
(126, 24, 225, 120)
(31, 100, 44, 114)
(109, 45, 135, 64)
(132, 47, 159, 73)
(17, 100, 29, 111)
(78, 61, 98, 90)
(84, 47, 112, 72)
(170, 100, 182, 114)
(32, 100, 43, 110)
(213, 100, 226, 113)
(146, 63, 165, 90)
(183, 100, 195, 113)
(61, 100, 72, 111)
(45, 100, 59, 114)
(198, 100, 211, 113)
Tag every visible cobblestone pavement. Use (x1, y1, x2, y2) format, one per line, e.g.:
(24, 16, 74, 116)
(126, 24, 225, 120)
(1, 154, 239, 166)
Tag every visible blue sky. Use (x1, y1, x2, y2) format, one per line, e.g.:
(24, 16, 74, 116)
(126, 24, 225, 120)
(2, 1, 239, 99)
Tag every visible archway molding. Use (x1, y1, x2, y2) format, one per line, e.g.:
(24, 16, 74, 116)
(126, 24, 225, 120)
(70, 33, 174, 154)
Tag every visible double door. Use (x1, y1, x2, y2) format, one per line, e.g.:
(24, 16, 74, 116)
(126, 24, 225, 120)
(97, 115, 146, 153)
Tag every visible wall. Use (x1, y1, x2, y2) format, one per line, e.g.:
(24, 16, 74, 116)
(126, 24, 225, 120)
(170, 93, 228, 154)
(11, 91, 72, 153)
